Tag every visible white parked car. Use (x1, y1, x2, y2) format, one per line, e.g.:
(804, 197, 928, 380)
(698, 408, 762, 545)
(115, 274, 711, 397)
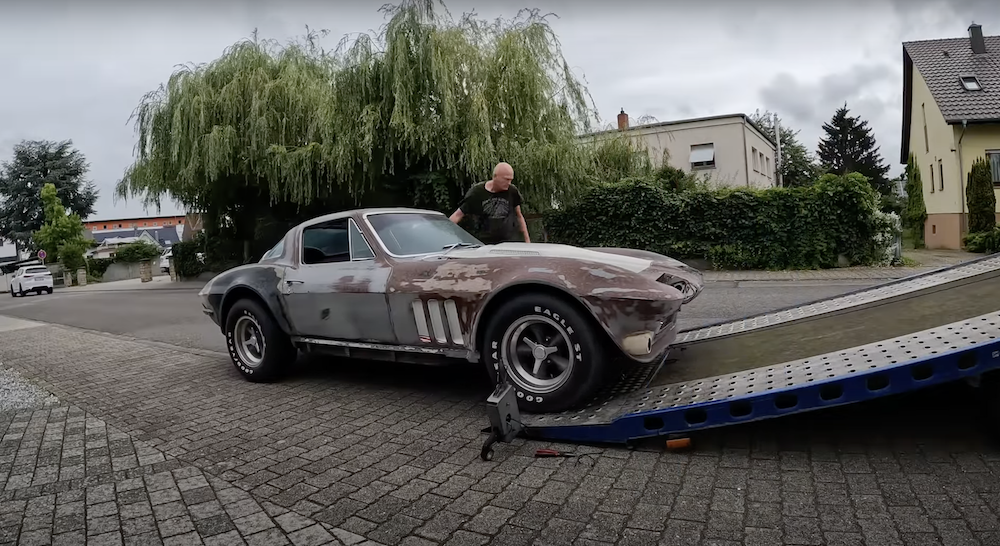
(9, 265, 53, 296)
(159, 247, 205, 273)
(159, 248, 172, 273)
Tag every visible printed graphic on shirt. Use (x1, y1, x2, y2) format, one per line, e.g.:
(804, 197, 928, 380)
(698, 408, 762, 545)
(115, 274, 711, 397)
(481, 195, 511, 219)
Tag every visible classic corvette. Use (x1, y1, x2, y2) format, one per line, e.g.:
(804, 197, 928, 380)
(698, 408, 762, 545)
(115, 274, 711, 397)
(199, 207, 704, 413)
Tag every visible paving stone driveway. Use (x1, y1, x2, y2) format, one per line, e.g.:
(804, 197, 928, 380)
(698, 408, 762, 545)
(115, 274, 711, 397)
(1, 318, 1000, 545)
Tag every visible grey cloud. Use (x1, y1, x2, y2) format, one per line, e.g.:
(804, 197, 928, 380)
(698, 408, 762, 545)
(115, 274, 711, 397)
(759, 63, 902, 171)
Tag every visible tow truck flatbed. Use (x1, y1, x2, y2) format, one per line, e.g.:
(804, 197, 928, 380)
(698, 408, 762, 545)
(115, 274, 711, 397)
(483, 254, 1000, 450)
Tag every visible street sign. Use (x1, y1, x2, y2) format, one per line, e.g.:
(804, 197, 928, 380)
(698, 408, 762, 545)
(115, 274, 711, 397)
(37, 250, 46, 261)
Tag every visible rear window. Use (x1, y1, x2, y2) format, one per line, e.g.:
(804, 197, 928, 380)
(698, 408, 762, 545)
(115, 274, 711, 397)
(24, 267, 50, 275)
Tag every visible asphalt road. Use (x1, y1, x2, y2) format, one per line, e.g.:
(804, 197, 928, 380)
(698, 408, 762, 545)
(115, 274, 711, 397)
(0, 280, 882, 353)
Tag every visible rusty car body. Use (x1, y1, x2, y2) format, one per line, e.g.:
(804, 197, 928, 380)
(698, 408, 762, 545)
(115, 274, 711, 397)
(199, 207, 704, 413)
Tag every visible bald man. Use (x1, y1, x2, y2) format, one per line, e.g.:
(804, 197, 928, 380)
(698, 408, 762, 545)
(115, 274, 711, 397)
(450, 162, 531, 244)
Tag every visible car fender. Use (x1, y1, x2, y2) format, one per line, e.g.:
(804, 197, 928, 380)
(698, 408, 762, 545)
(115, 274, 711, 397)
(466, 261, 684, 359)
(210, 266, 295, 336)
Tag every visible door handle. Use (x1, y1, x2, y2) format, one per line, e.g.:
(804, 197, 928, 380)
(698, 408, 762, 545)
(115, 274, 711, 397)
(286, 280, 304, 285)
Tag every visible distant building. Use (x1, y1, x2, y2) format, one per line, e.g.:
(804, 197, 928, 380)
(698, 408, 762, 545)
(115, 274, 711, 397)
(900, 22, 1000, 249)
(582, 111, 779, 189)
(83, 214, 188, 233)
(82, 213, 204, 252)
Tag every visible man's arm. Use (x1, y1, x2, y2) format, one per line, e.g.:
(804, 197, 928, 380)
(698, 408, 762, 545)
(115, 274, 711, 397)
(451, 184, 478, 223)
(515, 205, 530, 243)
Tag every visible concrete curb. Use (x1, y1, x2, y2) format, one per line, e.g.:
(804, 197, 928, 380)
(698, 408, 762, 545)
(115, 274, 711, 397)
(701, 266, 940, 283)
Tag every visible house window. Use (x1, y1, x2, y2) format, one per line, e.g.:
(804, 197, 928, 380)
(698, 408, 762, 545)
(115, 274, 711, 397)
(752, 147, 759, 172)
(982, 150, 1000, 187)
(938, 160, 943, 191)
(922, 103, 929, 153)
(960, 75, 982, 91)
(765, 157, 771, 179)
(930, 164, 935, 193)
(690, 144, 716, 169)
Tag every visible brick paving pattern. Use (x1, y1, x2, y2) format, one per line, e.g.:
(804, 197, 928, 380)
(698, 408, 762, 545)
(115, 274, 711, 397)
(0, 320, 999, 544)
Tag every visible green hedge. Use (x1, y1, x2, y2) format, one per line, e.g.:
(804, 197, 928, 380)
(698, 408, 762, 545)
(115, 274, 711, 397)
(543, 173, 900, 270)
(113, 240, 161, 263)
(86, 257, 114, 278)
(964, 227, 1000, 254)
(171, 241, 205, 279)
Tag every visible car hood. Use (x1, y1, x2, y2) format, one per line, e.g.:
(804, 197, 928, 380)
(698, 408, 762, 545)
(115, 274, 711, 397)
(444, 242, 656, 273)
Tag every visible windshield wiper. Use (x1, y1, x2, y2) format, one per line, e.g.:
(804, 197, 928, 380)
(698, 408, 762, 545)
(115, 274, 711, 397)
(440, 242, 480, 255)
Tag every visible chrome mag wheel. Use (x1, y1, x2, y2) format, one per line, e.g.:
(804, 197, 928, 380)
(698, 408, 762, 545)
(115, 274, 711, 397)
(501, 314, 576, 395)
(233, 314, 266, 368)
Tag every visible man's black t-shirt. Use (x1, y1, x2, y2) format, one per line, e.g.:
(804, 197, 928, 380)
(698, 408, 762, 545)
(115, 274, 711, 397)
(458, 181, 523, 244)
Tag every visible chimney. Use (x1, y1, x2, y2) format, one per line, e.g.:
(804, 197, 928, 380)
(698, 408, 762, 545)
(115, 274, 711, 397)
(617, 108, 629, 131)
(969, 22, 986, 54)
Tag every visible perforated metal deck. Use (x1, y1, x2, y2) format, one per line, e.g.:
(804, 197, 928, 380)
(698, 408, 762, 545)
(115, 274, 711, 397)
(522, 310, 1000, 443)
(518, 254, 1000, 444)
(676, 254, 1000, 344)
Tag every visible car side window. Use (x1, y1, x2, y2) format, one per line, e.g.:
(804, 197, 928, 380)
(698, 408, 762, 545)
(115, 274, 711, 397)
(348, 219, 375, 260)
(301, 219, 350, 265)
(261, 239, 284, 261)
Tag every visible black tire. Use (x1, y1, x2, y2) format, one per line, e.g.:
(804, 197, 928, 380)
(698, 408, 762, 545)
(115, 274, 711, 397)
(224, 298, 296, 383)
(481, 292, 610, 413)
(46, 288, 53, 294)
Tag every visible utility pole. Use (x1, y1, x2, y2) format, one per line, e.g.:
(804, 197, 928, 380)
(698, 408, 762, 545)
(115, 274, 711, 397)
(774, 113, 783, 188)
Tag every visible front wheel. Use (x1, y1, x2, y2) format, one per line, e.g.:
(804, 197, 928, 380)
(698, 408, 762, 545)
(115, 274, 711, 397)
(481, 292, 610, 413)
(224, 298, 296, 382)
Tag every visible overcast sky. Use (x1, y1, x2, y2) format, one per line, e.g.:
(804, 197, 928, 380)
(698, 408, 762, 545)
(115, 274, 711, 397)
(1, 0, 996, 228)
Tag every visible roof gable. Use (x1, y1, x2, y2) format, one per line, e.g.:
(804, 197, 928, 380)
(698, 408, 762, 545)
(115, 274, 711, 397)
(904, 35, 1000, 123)
(900, 32, 1000, 162)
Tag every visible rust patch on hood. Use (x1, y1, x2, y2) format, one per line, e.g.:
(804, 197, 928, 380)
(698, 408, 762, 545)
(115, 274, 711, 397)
(583, 267, 619, 279)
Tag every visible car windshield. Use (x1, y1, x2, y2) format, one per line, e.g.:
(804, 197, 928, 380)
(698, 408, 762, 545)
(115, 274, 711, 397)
(366, 212, 482, 256)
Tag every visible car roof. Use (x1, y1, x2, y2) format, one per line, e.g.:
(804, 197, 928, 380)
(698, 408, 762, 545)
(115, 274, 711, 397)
(295, 207, 445, 230)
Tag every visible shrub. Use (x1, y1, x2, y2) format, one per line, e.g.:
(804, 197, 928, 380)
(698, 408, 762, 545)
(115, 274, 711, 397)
(86, 257, 114, 279)
(903, 153, 927, 247)
(963, 227, 1000, 254)
(171, 241, 205, 279)
(967, 156, 997, 234)
(113, 240, 162, 263)
(542, 172, 900, 270)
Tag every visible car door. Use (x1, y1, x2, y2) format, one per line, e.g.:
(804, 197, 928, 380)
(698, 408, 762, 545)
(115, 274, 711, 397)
(280, 217, 397, 343)
(10, 268, 21, 292)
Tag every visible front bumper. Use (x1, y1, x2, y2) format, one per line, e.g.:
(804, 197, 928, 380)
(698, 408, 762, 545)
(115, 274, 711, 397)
(202, 296, 220, 327)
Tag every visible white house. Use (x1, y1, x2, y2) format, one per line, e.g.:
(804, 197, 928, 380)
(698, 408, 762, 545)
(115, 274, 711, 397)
(583, 111, 780, 189)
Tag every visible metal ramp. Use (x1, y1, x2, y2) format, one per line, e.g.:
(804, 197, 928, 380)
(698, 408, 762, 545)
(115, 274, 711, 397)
(483, 253, 1000, 451)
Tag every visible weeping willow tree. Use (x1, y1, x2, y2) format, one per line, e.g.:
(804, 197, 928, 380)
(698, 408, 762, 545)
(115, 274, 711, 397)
(115, 0, 649, 261)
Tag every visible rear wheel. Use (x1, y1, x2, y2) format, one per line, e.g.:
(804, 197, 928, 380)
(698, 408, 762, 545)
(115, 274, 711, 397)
(224, 298, 296, 382)
(481, 292, 610, 413)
